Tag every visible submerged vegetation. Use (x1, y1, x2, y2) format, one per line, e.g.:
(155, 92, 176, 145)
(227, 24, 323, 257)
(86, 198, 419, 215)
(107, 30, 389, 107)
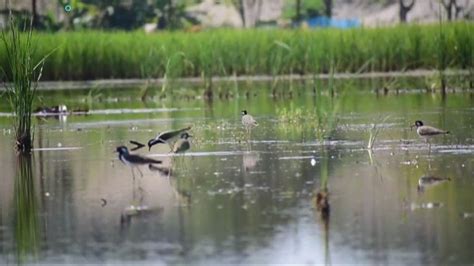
(0, 17, 47, 153)
(0, 22, 470, 81)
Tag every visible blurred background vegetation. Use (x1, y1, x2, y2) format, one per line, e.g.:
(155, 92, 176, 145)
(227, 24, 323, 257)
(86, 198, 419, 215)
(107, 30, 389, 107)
(1, 0, 472, 31)
(0, 1, 472, 82)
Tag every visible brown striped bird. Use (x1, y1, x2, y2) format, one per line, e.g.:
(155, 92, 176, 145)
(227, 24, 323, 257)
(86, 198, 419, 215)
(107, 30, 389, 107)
(241, 110, 258, 136)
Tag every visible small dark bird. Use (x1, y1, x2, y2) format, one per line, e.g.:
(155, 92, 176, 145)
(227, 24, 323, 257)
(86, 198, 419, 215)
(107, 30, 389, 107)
(241, 110, 258, 135)
(116, 146, 162, 179)
(411, 120, 449, 138)
(173, 132, 192, 154)
(35, 104, 68, 115)
(148, 126, 192, 151)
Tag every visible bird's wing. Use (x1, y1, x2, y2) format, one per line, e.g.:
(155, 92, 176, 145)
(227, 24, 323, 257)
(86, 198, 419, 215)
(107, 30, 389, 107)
(418, 126, 448, 136)
(159, 126, 192, 141)
(242, 115, 258, 126)
(129, 140, 145, 151)
(251, 116, 258, 125)
(127, 154, 162, 164)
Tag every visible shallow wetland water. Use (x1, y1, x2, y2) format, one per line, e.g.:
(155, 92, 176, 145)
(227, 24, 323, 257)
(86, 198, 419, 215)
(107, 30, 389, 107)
(0, 80, 473, 264)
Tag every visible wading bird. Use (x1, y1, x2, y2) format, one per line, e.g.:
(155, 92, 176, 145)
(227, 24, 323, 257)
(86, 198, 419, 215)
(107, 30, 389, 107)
(411, 120, 449, 151)
(241, 110, 258, 136)
(116, 146, 162, 179)
(147, 126, 192, 151)
(173, 132, 192, 154)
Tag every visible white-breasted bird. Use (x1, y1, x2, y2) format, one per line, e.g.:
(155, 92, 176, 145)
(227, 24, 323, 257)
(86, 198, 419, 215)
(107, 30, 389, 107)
(241, 110, 258, 135)
(172, 132, 192, 154)
(116, 146, 162, 179)
(411, 120, 449, 151)
(411, 120, 449, 139)
(148, 126, 191, 151)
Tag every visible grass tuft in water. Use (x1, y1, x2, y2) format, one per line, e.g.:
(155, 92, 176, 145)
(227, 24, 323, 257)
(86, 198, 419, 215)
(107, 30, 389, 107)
(0, 16, 43, 153)
(367, 115, 390, 150)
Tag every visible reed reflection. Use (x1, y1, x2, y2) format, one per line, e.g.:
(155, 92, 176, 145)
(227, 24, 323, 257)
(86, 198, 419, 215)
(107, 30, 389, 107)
(14, 154, 40, 264)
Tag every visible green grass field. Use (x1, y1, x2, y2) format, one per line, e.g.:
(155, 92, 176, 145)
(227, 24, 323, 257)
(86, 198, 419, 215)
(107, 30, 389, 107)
(2, 22, 472, 81)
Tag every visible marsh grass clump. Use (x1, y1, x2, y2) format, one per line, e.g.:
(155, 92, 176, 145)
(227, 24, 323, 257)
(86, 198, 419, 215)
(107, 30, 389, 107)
(1, 17, 44, 152)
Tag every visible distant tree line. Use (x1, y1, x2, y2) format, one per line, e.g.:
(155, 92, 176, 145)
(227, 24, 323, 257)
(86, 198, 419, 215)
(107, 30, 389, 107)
(399, 0, 470, 23)
(2, 0, 199, 31)
(2, 0, 471, 31)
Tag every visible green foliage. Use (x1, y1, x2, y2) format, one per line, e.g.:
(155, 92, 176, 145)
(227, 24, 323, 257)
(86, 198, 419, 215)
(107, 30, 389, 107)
(0, 17, 46, 152)
(283, 0, 325, 21)
(1, 22, 471, 81)
(42, 0, 195, 30)
(367, 115, 390, 150)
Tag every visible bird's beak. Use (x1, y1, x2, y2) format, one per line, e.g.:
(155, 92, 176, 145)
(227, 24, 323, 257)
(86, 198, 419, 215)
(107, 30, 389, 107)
(188, 135, 193, 138)
(148, 139, 157, 151)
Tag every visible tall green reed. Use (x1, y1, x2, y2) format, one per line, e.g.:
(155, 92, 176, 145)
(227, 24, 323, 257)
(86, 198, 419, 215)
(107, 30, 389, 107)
(0, 16, 48, 153)
(8, 22, 470, 82)
(436, 1, 448, 93)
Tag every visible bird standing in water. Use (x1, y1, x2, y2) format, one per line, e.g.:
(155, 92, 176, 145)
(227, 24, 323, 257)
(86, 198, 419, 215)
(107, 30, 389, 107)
(173, 132, 192, 154)
(147, 126, 192, 151)
(116, 146, 162, 179)
(411, 120, 449, 151)
(241, 110, 258, 137)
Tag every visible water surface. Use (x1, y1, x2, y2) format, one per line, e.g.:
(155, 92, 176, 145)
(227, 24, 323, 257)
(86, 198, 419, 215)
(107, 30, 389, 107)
(0, 83, 473, 265)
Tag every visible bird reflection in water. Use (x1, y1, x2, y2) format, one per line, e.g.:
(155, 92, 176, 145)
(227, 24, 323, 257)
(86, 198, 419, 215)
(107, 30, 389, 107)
(242, 151, 260, 172)
(417, 175, 451, 192)
(314, 187, 331, 266)
(149, 162, 192, 207)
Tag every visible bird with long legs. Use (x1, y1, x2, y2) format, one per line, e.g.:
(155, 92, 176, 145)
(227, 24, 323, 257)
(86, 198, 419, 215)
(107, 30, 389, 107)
(116, 146, 162, 179)
(411, 120, 449, 153)
(147, 126, 192, 151)
(241, 110, 258, 140)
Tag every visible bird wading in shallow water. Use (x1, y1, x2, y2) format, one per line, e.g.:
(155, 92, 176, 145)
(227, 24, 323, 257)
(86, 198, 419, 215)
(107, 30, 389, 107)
(116, 146, 162, 179)
(411, 120, 449, 151)
(147, 126, 192, 151)
(241, 110, 258, 137)
(173, 132, 192, 154)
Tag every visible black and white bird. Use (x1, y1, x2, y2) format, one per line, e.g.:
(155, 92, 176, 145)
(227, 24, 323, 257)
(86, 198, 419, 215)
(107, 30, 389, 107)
(148, 126, 191, 151)
(116, 146, 162, 179)
(411, 120, 449, 140)
(241, 110, 258, 135)
(172, 132, 192, 154)
(411, 120, 449, 151)
(411, 120, 450, 138)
